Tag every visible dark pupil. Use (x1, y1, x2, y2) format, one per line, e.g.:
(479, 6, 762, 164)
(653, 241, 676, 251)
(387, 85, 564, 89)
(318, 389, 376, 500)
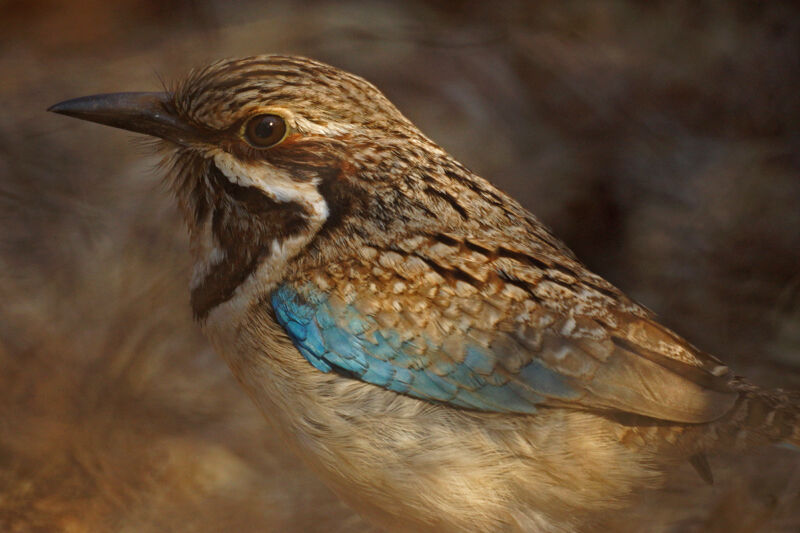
(254, 116, 277, 138)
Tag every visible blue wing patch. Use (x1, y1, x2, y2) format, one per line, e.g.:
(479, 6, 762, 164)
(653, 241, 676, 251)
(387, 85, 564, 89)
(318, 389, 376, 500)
(271, 283, 582, 413)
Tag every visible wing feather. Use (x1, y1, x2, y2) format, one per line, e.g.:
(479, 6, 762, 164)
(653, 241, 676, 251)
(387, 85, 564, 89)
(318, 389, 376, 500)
(273, 233, 737, 422)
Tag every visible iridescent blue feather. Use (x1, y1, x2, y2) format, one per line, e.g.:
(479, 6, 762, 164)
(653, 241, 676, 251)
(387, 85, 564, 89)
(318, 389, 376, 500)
(271, 283, 582, 413)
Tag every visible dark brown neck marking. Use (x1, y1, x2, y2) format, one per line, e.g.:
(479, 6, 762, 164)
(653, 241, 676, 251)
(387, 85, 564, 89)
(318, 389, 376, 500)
(190, 164, 310, 320)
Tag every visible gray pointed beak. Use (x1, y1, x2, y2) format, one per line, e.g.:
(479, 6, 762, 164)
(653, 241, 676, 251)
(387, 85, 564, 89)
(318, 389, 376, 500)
(48, 92, 196, 145)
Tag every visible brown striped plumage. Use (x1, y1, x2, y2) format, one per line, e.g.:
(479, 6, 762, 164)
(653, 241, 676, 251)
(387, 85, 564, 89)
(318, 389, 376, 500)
(50, 55, 800, 533)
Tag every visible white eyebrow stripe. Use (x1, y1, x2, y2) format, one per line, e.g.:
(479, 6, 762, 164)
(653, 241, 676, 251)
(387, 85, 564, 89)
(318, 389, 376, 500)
(292, 115, 355, 136)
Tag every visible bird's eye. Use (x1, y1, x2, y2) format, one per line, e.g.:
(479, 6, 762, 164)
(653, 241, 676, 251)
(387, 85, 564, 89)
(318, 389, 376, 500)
(243, 114, 287, 148)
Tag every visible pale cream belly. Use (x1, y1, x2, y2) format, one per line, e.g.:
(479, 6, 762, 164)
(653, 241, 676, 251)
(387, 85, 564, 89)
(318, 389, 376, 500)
(199, 301, 664, 533)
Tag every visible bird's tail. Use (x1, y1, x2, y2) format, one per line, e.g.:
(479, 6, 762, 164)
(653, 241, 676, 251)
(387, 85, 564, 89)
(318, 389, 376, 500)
(721, 380, 800, 450)
(669, 381, 799, 484)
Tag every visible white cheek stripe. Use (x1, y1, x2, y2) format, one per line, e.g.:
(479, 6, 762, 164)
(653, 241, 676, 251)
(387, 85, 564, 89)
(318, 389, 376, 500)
(212, 151, 329, 222)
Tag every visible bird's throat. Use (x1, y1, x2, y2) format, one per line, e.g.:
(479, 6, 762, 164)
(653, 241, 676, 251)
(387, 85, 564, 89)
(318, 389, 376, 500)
(188, 164, 328, 320)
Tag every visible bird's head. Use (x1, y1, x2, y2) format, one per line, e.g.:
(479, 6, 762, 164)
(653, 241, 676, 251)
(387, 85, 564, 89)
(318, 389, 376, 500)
(50, 55, 478, 319)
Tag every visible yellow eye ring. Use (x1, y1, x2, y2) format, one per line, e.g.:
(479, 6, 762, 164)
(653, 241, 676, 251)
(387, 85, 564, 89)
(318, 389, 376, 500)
(243, 114, 287, 148)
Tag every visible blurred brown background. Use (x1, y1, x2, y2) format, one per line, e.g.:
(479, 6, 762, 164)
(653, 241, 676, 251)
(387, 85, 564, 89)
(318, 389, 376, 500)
(1, 1, 798, 531)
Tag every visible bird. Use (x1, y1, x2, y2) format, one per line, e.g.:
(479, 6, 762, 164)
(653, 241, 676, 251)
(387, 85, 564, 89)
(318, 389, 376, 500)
(49, 55, 799, 533)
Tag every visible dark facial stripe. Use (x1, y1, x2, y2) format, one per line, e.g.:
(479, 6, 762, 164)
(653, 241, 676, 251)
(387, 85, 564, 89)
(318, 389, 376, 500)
(190, 165, 311, 320)
(190, 245, 264, 321)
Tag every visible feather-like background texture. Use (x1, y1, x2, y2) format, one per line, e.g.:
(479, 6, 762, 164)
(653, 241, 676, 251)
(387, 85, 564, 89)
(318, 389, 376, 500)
(1, 1, 798, 531)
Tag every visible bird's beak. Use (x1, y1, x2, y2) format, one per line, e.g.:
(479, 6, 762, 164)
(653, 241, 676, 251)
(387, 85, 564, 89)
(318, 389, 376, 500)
(48, 92, 196, 145)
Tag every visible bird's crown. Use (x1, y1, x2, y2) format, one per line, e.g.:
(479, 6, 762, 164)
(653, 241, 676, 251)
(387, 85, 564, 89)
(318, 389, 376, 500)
(173, 55, 412, 134)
